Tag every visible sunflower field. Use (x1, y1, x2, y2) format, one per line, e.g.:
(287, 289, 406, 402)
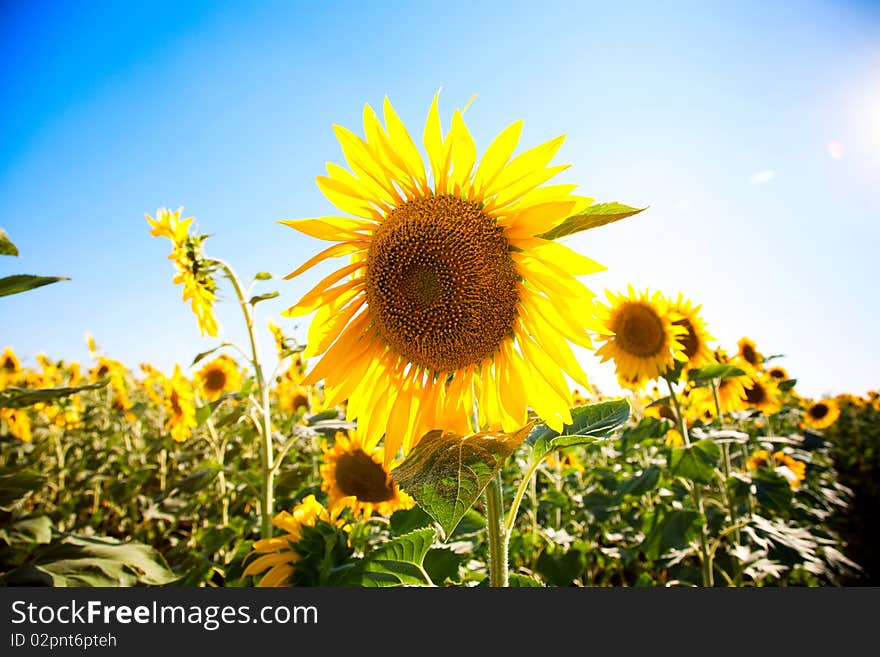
(1, 98, 876, 589)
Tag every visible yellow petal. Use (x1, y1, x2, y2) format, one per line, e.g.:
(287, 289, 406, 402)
(243, 552, 293, 577)
(529, 241, 607, 276)
(489, 164, 571, 211)
(364, 104, 421, 197)
(316, 175, 382, 219)
(449, 109, 477, 193)
(283, 277, 362, 319)
(257, 564, 295, 588)
(382, 97, 429, 191)
(302, 312, 371, 385)
(487, 134, 565, 195)
(278, 216, 374, 242)
(500, 201, 577, 239)
(305, 295, 365, 357)
(423, 91, 445, 189)
(326, 161, 398, 210)
(513, 253, 593, 300)
(473, 120, 523, 197)
(281, 241, 369, 281)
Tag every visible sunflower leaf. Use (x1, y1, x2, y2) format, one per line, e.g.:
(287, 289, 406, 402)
(753, 469, 793, 512)
(688, 364, 747, 383)
(357, 527, 436, 587)
(537, 202, 646, 241)
(190, 343, 234, 366)
(2, 534, 179, 587)
(0, 228, 18, 256)
(391, 424, 534, 538)
(528, 399, 630, 462)
(669, 439, 721, 484)
(0, 274, 69, 297)
(0, 468, 47, 510)
(248, 291, 279, 305)
(0, 380, 109, 409)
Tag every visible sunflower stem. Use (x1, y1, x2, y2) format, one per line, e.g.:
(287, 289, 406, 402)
(665, 376, 714, 587)
(485, 472, 508, 587)
(217, 259, 275, 539)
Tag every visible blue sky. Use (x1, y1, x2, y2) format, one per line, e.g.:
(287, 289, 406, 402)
(1, 0, 878, 399)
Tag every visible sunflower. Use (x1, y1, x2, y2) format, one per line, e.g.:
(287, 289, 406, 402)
(244, 495, 349, 587)
(89, 356, 133, 415)
(767, 366, 788, 381)
(163, 364, 196, 442)
(194, 354, 241, 402)
(280, 94, 606, 463)
(320, 430, 414, 519)
(740, 374, 781, 414)
(736, 337, 762, 369)
(147, 207, 220, 338)
(0, 347, 21, 387)
(746, 449, 770, 471)
(594, 287, 687, 391)
(1, 407, 32, 442)
(664, 428, 685, 448)
(773, 450, 806, 489)
(667, 294, 715, 371)
(804, 398, 840, 430)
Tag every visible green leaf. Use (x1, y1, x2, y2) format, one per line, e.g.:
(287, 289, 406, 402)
(641, 510, 703, 560)
(0, 380, 109, 409)
(536, 546, 586, 586)
(778, 378, 797, 392)
(190, 343, 233, 366)
(508, 573, 545, 587)
(669, 439, 721, 484)
(254, 271, 273, 281)
(0, 469, 47, 509)
(753, 470, 793, 513)
(249, 291, 279, 305)
(3, 535, 179, 586)
(0, 515, 53, 546)
(0, 274, 69, 297)
(391, 424, 533, 537)
(528, 399, 631, 461)
(0, 228, 18, 256)
(390, 507, 433, 536)
(423, 549, 465, 585)
(618, 465, 661, 497)
(537, 202, 646, 241)
(688, 363, 747, 383)
(194, 403, 213, 427)
(358, 528, 436, 587)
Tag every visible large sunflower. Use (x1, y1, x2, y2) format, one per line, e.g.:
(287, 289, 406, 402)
(804, 398, 840, 430)
(667, 294, 715, 371)
(280, 95, 605, 464)
(594, 287, 687, 390)
(320, 430, 414, 519)
(194, 354, 241, 402)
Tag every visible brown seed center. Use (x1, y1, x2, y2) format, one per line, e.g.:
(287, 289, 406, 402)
(335, 450, 395, 503)
(744, 382, 767, 405)
(365, 195, 519, 371)
(614, 302, 666, 358)
(204, 368, 227, 392)
(809, 403, 828, 419)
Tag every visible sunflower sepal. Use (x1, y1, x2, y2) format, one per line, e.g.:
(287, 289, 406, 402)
(390, 424, 533, 538)
(536, 201, 646, 241)
(526, 399, 631, 462)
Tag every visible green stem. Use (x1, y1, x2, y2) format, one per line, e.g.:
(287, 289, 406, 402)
(485, 473, 508, 587)
(217, 259, 275, 539)
(665, 376, 714, 587)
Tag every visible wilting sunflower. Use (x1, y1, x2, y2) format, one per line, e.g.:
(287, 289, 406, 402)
(194, 354, 241, 402)
(594, 287, 687, 390)
(163, 364, 196, 442)
(667, 294, 715, 371)
(0, 407, 32, 442)
(740, 374, 782, 414)
(804, 398, 840, 430)
(736, 337, 762, 369)
(281, 94, 606, 463)
(320, 430, 414, 519)
(244, 495, 349, 587)
(147, 207, 220, 338)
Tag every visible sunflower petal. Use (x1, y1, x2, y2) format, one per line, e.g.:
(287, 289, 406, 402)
(473, 120, 523, 196)
(281, 241, 369, 281)
(382, 97, 428, 191)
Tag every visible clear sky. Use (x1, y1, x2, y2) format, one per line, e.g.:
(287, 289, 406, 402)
(2, 0, 878, 400)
